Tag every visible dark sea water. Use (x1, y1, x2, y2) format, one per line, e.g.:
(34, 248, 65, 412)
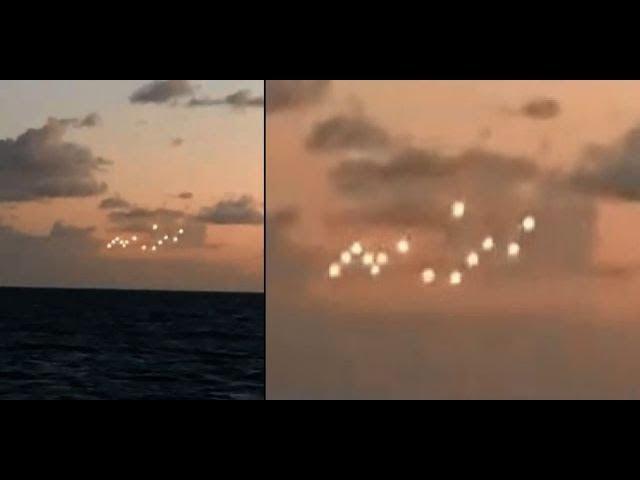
(0, 288, 264, 400)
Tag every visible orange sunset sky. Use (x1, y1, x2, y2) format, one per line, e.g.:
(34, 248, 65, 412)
(0, 80, 263, 292)
(267, 80, 640, 399)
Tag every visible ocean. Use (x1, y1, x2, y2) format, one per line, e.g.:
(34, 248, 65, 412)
(0, 287, 264, 400)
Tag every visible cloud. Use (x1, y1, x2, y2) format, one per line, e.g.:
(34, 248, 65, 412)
(571, 124, 640, 201)
(197, 195, 264, 225)
(520, 97, 561, 120)
(78, 112, 102, 128)
(188, 89, 263, 109)
(129, 80, 194, 104)
(99, 195, 131, 210)
(0, 119, 110, 202)
(266, 80, 331, 113)
(306, 114, 392, 152)
(177, 192, 193, 200)
(171, 137, 184, 147)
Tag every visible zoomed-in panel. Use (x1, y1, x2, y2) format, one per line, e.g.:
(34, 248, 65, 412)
(267, 79, 640, 400)
(0, 80, 264, 400)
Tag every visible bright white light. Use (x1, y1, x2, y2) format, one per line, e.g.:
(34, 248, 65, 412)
(396, 238, 410, 254)
(370, 264, 381, 277)
(508, 241, 520, 258)
(449, 270, 462, 286)
(107, 244, 112, 249)
(340, 251, 352, 265)
(132, 235, 138, 242)
(362, 252, 375, 266)
(158, 240, 163, 246)
(422, 268, 436, 284)
(152, 224, 158, 231)
(164, 235, 169, 240)
(173, 237, 179, 243)
(151, 246, 157, 252)
(376, 252, 389, 265)
(482, 236, 494, 251)
(178, 228, 184, 235)
(141, 245, 147, 251)
(350, 241, 363, 256)
(452, 201, 465, 219)
(329, 263, 341, 279)
(115, 236, 120, 242)
(522, 215, 536, 233)
(466, 251, 479, 268)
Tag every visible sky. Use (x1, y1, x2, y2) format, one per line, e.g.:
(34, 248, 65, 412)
(0, 80, 263, 292)
(266, 80, 640, 399)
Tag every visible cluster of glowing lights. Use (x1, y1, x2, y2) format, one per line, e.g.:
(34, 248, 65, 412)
(327, 200, 538, 289)
(106, 224, 186, 255)
(328, 240, 392, 279)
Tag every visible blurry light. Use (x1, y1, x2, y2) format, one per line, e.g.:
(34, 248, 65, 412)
(132, 235, 138, 242)
(422, 268, 436, 284)
(329, 263, 341, 279)
(340, 251, 352, 265)
(141, 245, 147, 251)
(164, 235, 169, 240)
(107, 244, 112, 249)
(508, 242, 520, 258)
(396, 238, 410, 254)
(482, 236, 494, 251)
(370, 264, 381, 276)
(179, 228, 185, 235)
(522, 215, 536, 233)
(376, 252, 389, 265)
(350, 241, 363, 256)
(452, 201, 465, 219)
(151, 246, 157, 252)
(449, 270, 462, 285)
(362, 252, 375, 266)
(152, 224, 158, 231)
(158, 240, 163, 246)
(173, 237, 179, 243)
(466, 251, 479, 268)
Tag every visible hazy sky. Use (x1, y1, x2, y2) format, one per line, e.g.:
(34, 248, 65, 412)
(0, 80, 263, 292)
(267, 80, 640, 399)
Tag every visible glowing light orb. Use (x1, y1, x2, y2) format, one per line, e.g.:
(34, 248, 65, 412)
(507, 241, 520, 258)
(452, 201, 465, 219)
(376, 252, 389, 265)
(132, 235, 138, 242)
(122, 244, 127, 249)
(466, 251, 479, 268)
(115, 237, 120, 242)
(370, 264, 381, 277)
(151, 246, 157, 252)
(173, 237, 179, 243)
(141, 245, 147, 251)
(340, 251, 352, 265)
(178, 228, 184, 235)
(422, 268, 436, 284)
(449, 270, 462, 286)
(329, 263, 341, 279)
(396, 238, 410, 254)
(152, 224, 158, 231)
(164, 235, 169, 240)
(362, 252, 375, 266)
(350, 241, 363, 256)
(482, 236, 494, 251)
(158, 240, 163, 246)
(522, 215, 536, 233)
(107, 244, 112, 249)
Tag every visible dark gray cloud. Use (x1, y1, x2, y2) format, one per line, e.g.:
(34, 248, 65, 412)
(188, 89, 264, 109)
(571, 124, 640, 201)
(520, 97, 561, 120)
(266, 80, 331, 113)
(78, 112, 102, 128)
(171, 137, 184, 147)
(197, 195, 264, 225)
(307, 115, 392, 152)
(0, 119, 109, 202)
(99, 195, 131, 210)
(177, 192, 193, 200)
(129, 80, 194, 104)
